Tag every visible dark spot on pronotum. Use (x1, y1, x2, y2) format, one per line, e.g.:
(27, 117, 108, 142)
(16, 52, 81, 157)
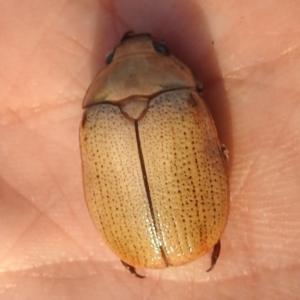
(152, 41, 170, 56)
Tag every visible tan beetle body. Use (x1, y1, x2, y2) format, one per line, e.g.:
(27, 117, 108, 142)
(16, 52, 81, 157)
(80, 33, 229, 274)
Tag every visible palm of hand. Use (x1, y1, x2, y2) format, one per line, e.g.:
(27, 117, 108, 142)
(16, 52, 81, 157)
(1, 1, 299, 299)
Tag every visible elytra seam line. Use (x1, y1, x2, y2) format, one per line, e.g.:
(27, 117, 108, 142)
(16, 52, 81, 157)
(134, 120, 169, 267)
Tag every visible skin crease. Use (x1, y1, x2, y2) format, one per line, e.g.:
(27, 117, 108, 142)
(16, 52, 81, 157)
(0, 0, 299, 299)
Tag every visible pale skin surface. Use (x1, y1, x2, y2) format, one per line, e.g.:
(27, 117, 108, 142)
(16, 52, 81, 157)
(0, 0, 299, 299)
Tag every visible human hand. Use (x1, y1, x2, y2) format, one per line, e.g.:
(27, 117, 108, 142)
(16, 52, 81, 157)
(1, 0, 299, 299)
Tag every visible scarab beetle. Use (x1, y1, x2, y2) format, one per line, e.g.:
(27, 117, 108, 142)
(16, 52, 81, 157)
(80, 32, 229, 278)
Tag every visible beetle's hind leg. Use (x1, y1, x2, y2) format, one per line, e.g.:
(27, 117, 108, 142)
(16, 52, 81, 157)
(121, 261, 145, 278)
(206, 239, 221, 272)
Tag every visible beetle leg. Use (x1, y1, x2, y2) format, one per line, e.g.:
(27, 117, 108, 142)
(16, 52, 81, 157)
(121, 261, 145, 278)
(221, 144, 229, 170)
(221, 144, 229, 162)
(206, 239, 221, 272)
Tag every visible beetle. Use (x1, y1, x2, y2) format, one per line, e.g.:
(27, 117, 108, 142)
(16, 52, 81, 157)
(80, 32, 229, 278)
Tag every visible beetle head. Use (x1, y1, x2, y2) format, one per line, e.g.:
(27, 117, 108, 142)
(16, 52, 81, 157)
(83, 32, 198, 108)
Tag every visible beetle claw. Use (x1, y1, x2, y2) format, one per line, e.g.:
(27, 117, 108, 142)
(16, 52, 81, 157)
(121, 260, 145, 279)
(221, 144, 229, 162)
(206, 240, 221, 272)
